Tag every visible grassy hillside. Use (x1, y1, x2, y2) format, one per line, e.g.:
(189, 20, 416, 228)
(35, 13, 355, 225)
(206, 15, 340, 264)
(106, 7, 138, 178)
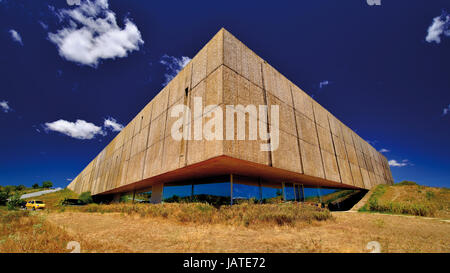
(359, 182, 450, 218)
(24, 188, 78, 210)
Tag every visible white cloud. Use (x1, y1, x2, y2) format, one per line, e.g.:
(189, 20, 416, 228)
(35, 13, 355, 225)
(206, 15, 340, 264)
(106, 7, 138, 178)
(319, 80, 330, 89)
(0, 100, 11, 113)
(39, 21, 49, 30)
(104, 117, 123, 132)
(388, 159, 410, 167)
(48, 0, 144, 67)
(443, 104, 450, 116)
(9, 29, 23, 45)
(426, 12, 450, 44)
(379, 148, 390, 153)
(44, 119, 106, 139)
(160, 54, 191, 86)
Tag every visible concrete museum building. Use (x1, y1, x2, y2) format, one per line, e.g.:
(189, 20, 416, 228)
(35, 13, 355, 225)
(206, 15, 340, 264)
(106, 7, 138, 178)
(67, 29, 394, 204)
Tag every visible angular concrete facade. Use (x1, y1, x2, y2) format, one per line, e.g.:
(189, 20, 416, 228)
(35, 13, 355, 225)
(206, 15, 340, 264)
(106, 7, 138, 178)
(67, 29, 394, 200)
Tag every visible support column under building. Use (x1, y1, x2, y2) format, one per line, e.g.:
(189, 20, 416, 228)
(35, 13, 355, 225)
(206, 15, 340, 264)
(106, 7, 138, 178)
(151, 183, 164, 204)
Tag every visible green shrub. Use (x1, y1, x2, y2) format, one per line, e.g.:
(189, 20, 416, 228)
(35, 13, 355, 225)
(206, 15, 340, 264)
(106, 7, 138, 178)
(42, 181, 53, 188)
(0, 191, 10, 206)
(79, 191, 93, 204)
(394, 181, 418, 186)
(7, 192, 22, 210)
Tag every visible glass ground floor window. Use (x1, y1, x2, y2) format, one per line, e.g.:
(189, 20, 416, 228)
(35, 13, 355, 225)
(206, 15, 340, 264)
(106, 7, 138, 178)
(159, 176, 357, 207)
(162, 179, 231, 207)
(135, 190, 152, 203)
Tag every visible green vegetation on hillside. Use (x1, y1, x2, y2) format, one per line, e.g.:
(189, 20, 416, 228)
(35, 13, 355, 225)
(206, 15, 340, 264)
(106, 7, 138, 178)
(359, 183, 450, 218)
(393, 181, 418, 186)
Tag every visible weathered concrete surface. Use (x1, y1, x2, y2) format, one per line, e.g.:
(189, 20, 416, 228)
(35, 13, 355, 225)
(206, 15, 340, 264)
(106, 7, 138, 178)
(67, 28, 393, 197)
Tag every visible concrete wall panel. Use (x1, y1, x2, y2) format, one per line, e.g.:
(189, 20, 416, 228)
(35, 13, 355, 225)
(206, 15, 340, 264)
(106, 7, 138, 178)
(312, 101, 330, 131)
(337, 156, 353, 186)
(295, 111, 318, 146)
(262, 63, 293, 106)
(272, 130, 302, 173)
(321, 150, 341, 183)
(350, 163, 364, 188)
(148, 111, 167, 148)
(360, 168, 371, 189)
(223, 30, 263, 88)
(268, 94, 297, 137)
(207, 29, 224, 76)
(143, 141, 164, 179)
(130, 125, 149, 157)
(332, 135, 347, 160)
(152, 86, 170, 121)
(161, 136, 182, 174)
(345, 142, 358, 166)
(191, 45, 208, 88)
(205, 66, 223, 106)
(300, 140, 325, 179)
(328, 114, 343, 139)
(317, 125, 334, 154)
(291, 84, 314, 121)
(341, 124, 354, 145)
(223, 66, 238, 105)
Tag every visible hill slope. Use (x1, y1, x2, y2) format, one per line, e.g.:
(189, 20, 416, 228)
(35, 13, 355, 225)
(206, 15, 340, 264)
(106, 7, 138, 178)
(358, 183, 450, 218)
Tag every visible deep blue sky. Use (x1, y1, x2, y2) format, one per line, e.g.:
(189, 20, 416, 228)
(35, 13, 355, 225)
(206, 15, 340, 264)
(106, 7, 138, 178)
(1, 0, 449, 188)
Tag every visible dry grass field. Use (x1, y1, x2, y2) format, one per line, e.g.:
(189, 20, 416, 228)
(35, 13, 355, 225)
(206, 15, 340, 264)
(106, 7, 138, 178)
(45, 211, 449, 253)
(1, 184, 449, 253)
(1, 205, 448, 253)
(0, 208, 128, 253)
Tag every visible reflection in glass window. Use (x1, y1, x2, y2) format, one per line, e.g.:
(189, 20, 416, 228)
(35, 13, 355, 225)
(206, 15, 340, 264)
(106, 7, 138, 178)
(136, 190, 152, 203)
(284, 183, 296, 201)
(261, 186, 282, 203)
(163, 184, 191, 203)
(193, 182, 231, 207)
(304, 187, 321, 202)
(233, 183, 260, 204)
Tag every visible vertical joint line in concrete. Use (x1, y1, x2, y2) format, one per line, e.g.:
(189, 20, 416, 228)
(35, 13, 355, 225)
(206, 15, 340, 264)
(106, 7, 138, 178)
(260, 62, 273, 167)
(184, 62, 195, 167)
(327, 115, 343, 184)
(341, 124, 356, 187)
(351, 133, 364, 189)
(160, 84, 172, 170)
(141, 103, 154, 181)
(289, 84, 304, 174)
(311, 104, 327, 179)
